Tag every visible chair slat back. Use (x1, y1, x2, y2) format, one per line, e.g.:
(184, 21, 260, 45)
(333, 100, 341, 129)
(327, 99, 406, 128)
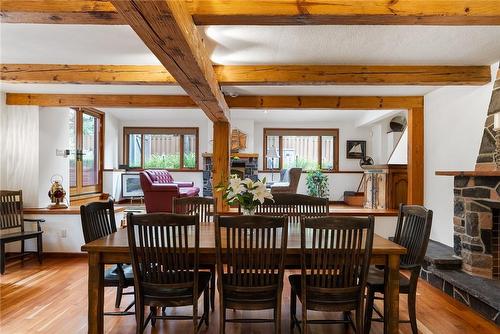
(80, 200, 117, 244)
(173, 197, 216, 223)
(0, 190, 24, 231)
(301, 216, 374, 290)
(248, 193, 329, 224)
(394, 205, 433, 269)
(127, 213, 199, 289)
(215, 215, 288, 287)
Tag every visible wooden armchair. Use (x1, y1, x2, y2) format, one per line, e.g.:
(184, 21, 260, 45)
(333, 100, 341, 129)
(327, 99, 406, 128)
(289, 216, 375, 334)
(0, 190, 43, 274)
(215, 215, 288, 334)
(80, 200, 135, 315)
(364, 205, 433, 334)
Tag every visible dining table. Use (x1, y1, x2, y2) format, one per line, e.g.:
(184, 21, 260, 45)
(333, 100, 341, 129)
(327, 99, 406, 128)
(81, 222, 406, 334)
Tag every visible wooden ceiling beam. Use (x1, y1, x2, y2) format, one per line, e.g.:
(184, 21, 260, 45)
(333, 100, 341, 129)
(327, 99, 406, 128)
(2, 1, 500, 25)
(6, 93, 423, 110)
(1, 64, 491, 86)
(109, 0, 229, 122)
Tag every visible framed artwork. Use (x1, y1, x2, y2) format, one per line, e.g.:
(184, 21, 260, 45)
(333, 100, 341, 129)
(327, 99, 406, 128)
(121, 173, 144, 198)
(346, 140, 366, 159)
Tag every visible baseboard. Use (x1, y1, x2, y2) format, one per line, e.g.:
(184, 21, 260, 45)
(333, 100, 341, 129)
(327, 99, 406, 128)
(5, 252, 87, 258)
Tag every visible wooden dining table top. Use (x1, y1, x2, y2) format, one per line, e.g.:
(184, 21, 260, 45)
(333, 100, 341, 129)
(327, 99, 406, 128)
(81, 223, 406, 256)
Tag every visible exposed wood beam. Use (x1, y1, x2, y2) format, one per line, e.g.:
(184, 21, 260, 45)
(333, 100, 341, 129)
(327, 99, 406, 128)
(1, 64, 176, 85)
(2, 64, 491, 86)
(6, 93, 423, 110)
(407, 106, 424, 205)
(212, 122, 230, 212)
(0, 0, 122, 24)
(226, 95, 424, 110)
(5, 93, 197, 108)
(110, 0, 229, 122)
(2, 1, 500, 25)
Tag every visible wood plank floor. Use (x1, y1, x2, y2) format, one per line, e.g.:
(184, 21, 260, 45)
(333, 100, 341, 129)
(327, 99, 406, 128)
(1, 256, 498, 334)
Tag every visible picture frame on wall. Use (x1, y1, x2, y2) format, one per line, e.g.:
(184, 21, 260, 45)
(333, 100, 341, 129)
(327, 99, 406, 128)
(346, 140, 366, 159)
(121, 172, 144, 198)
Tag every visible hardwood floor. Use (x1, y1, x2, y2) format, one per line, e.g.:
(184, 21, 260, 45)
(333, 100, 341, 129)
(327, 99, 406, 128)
(1, 256, 498, 334)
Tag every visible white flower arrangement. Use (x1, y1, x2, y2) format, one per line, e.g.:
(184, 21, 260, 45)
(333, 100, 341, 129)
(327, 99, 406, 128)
(216, 175, 273, 214)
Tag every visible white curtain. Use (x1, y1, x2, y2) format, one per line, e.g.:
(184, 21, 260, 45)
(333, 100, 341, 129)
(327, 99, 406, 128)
(0, 96, 40, 207)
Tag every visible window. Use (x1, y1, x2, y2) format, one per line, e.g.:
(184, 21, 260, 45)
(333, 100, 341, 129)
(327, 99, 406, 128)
(123, 127, 199, 170)
(263, 128, 339, 172)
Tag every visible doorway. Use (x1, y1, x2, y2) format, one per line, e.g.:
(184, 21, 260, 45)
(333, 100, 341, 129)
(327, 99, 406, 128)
(69, 107, 104, 196)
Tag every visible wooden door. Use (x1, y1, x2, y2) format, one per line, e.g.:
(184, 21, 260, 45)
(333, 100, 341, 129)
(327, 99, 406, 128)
(69, 108, 104, 196)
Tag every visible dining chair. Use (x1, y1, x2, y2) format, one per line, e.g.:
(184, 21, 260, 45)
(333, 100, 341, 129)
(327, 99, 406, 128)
(80, 200, 134, 315)
(173, 196, 217, 310)
(241, 193, 329, 224)
(289, 216, 375, 334)
(0, 190, 44, 274)
(127, 213, 210, 334)
(215, 215, 288, 334)
(364, 204, 433, 334)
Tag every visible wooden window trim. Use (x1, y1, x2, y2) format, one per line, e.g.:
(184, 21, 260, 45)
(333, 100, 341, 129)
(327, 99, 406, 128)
(263, 128, 339, 172)
(123, 127, 199, 170)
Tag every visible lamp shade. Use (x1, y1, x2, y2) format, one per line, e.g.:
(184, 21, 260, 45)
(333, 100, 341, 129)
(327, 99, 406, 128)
(266, 145, 280, 159)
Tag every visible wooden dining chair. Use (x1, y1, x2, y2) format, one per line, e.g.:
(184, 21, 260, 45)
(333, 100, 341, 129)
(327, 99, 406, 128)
(364, 205, 433, 334)
(242, 193, 329, 224)
(215, 215, 288, 334)
(289, 216, 375, 334)
(80, 200, 134, 315)
(127, 213, 210, 334)
(0, 190, 44, 274)
(173, 196, 217, 310)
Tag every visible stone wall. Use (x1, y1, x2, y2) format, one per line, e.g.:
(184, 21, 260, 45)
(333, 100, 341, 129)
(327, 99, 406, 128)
(476, 76, 500, 170)
(453, 176, 500, 279)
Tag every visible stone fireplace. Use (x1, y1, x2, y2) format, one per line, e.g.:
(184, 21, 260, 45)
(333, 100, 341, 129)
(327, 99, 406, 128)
(442, 73, 500, 280)
(453, 175, 500, 279)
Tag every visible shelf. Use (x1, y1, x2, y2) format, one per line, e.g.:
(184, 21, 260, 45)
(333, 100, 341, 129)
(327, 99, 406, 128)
(435, 170, 500, 177)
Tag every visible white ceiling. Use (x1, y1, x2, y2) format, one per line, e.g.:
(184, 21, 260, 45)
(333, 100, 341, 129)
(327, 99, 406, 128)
(103, 107, 399, 124)
(1, 23, 499, 103)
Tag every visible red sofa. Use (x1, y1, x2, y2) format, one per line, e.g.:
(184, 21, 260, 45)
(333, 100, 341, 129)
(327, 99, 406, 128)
(140, 170, 200, 213)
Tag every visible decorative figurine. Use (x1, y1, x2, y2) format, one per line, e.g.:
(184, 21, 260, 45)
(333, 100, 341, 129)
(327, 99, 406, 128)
(48, 174, 68, 209)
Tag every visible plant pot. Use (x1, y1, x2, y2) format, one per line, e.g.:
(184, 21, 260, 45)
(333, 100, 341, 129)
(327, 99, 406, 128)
(241, 208, 256, 215)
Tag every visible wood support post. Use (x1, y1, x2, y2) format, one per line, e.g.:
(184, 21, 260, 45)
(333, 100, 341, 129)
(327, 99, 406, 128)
(407, 106, 424, 205)
(212, 122, 230, 213)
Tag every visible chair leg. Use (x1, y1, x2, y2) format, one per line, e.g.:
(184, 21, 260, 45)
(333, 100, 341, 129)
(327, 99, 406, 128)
(21, 239, 25, 265)
(356, 304, 364, 334)
(0, 242, 5, 274)
(37, 235, 43, 264)
(135, 300, 145, 334)
(193, 299, 198, 334)
(115, 286, 123, 308)
(364, 288, 375, 334)
(301, 298, 307, 334)
(210, 266, 216, 311)
(290, 290, 296, 333)
(204, 286, 210, 327)
(219, 302, 225, 334)
(408, 288, 418, 334)
(274, 305, 281, 334)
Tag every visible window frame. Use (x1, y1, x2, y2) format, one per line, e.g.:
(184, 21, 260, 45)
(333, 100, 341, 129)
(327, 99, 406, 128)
(123, 127, 199, 170)
(263, 128, 339, 172)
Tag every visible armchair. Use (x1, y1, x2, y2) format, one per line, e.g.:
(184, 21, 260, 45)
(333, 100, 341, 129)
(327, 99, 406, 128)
(139, 170, 200, 213)
(270, 167, 302, 193)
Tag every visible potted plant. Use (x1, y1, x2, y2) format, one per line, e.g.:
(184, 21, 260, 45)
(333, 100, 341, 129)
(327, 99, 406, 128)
(216, 175, 273, 215)
(306, 169, 329, 198)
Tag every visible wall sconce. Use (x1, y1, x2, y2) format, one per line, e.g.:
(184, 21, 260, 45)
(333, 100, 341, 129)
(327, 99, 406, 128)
(494, 113, 500, 169)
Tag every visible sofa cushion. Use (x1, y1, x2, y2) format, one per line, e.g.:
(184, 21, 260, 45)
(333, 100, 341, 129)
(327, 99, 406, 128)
(179, 187, 200, 197)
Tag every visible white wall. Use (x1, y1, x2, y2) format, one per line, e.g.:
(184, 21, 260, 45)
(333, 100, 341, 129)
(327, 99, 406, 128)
(104, 112, 121, 169)
(424, 63, 498, 246)
(0, 93, 40, 206)
(38, 107, 70, 207)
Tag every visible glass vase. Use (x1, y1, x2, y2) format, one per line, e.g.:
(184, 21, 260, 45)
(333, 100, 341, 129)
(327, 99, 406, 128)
(241, 208, 256, 215)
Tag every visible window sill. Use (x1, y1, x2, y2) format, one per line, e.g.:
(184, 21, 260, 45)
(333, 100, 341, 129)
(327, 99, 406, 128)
(258, 170, 363, 174)
(108, 168, 203, 173)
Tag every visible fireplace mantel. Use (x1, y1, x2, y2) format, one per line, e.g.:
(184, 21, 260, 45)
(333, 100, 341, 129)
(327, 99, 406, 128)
(436, 170, 500, 177)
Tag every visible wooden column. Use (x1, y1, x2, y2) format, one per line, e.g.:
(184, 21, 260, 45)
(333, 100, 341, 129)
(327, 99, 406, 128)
(407, 106, 424, 205)
(213, 122, 230, 212)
